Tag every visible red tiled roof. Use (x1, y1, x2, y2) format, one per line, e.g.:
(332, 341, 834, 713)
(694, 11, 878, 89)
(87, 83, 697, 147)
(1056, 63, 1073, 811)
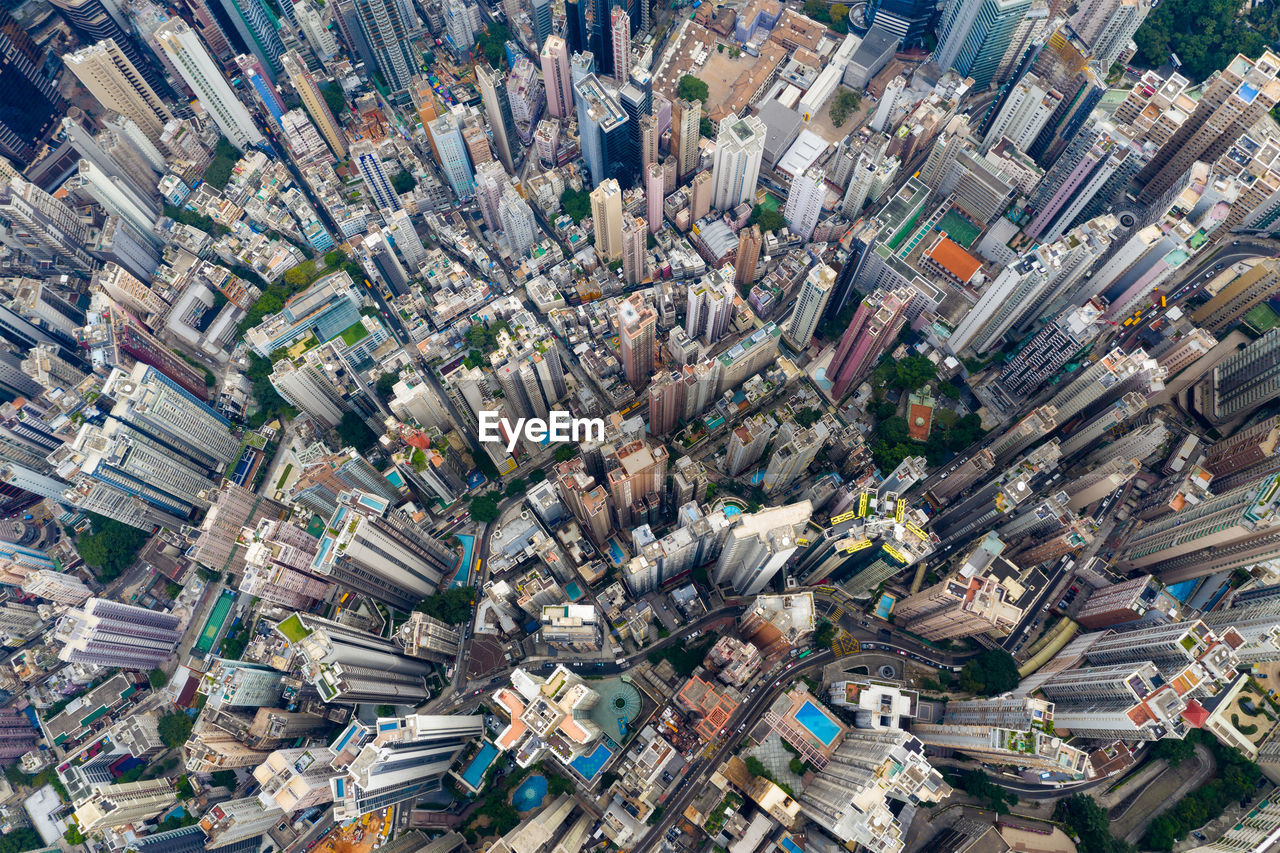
(926, 237, 982, 283)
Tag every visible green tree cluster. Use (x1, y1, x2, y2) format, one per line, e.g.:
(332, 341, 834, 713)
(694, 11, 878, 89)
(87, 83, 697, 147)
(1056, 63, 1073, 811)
(794, 407, 821, 428)
(163, 204, 229, 237)
(64, 824, 86, 845)
(148, 669, 168, 688)
(1055, 794, 1134, 853)
(529, 468, 547, 483)
(554, 444, 578, 462)
(391, 171, 417, 194)
(76, 512, 148, 581)
(748, 204, 786, 234)
(375, 369, 401, 401)
(949, 769, 1017, 813)
(202, 137, 240, 189)
(802, 0, 848, 31)
(468, 318, 510, 353)
(244, 352, 298, 429)
(875, 355, 937, 393)
(561, 187, 591, 223)
(158, 712, 194, 749)
(415, 586, 475, 624)
(958, 648, 1020, 696)
(829, 89, 860, 127)
(336, 411, 379, 453)
(321, 82, 345, 116)
(237, 265, 326, 334)
(468, 493, 501, 523)
(505, 478, 527, 497)
(870, 411, 985, 472)
(813, 620, 836, 647)
(646, 635, 716, 676)
(475, 26, 511, 69)
(700, 115, 715, 138)
(1142, 731, 1262, 850)
(210, 770, 238, 789)
(1134, 0, 1264, 83)
(677, 75, 709, 103)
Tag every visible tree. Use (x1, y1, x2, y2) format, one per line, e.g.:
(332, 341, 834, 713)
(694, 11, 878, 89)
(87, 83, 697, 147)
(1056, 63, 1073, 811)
(375, 370, 400, 401)
(646, 805, 665, 825)
(64, 825, 86, 845)
(529, 468, 547, 483)
(175, 775, 194, 800)
(505, 478, 527, 497)
(76, 513, 149, 582)
(813, 620, 835, 647)
(743, 756, 768, 777)
(158, 712, 194, 749)
(1055, 794, 1134, 853)
(700, 115, 715, 138)
(561, 187, 591, 223)
(1150, 737, 1195, 768)
(283, 266, 310, 288)
(829, 88, 861, 128)
(677, 74, 709, 103)
(391, 171, 417, 194)
(830, 2, 849, 22)
(202, 136, 239, 189)
(878, 416, 910, 446)
(1135, 0, 1264, 83)
(468, 494, 501, 523)
(958, 648, 1020, 696)
(415, 586, 475, 623)
(553, 444, 578, 462)
(210, 770, 237, 789)
(794, 407, 821, 428)
(336, 411, 379, 452)
(148, 669, 167, 689)
(891, 355, 936, 391)
(748, 204, 786, 233)
(475, 25, 510, 68)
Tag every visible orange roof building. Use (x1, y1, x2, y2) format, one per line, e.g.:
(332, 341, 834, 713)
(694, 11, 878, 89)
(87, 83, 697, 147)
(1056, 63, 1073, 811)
(923, 236, 983, 285)
(675, 676, 739, 741)
(907, 393, 935, 442)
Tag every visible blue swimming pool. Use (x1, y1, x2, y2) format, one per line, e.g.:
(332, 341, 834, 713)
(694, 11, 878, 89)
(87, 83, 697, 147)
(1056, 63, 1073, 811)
(725, 505, 743, 516)
(459, 742, 498, 790)
(570, 743, 612, 780)
(794, 701, 841, 746)
(565, 581, 584, 601)
(778, 836, 804, 853)
(512, 774, 548, 811)
(451, 534, 475, 588)
(1167, 579, 1199, 602)
(813, 366, 833, 393)
(875, 594, 896, 619)
(607, 540, 626, 566)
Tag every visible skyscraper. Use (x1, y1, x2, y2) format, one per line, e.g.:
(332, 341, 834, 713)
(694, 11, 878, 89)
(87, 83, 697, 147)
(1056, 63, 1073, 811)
(611, 7, 630, 84)
(713, 502, 812, 594)
(352, 141, 403, 212)
(711, 113, 767, 210)
(330, 714, 483, 819)
(310, 491, 457, 610)
(672, 98, 702, 180)
(826, 286, 912, 399)
(785, 264, 835, 350)
(735, 225, 763, 289)
(934, 0, 1032, 89)
(686, 270, 735, 344)
(621, 215, 648, 285)
(498, 186, 537, 255)
(270, 358, 348, 427)
(155, 19, 264, 149)
(50, 0, 168, 94)
(1138, 52, 1280, 203)
(0, 177, 95, 272)
(476, 63, 517, 174)
(0, 21, 62, 166)
(784, 167, 825, 241)
(645, 161, 664, 232)
(540, 36, 573, 119)
(55, 598, 183, 669)
(1070, 0, 1151, 72)
(353, 0, 417, 99)
(576, 73, 631, 186)
(1194, 327, 1280, 425)
(75, 780, 178, 832)
(282, 51, 347, 158)
(429, 110, 477, 198)
(216, 0, 287, 76)
(590, 178, 624, 261)
(531, 0, 552, 45)
(275, 611, 436, 703)
(64, 40, 174, 145)
(617, 293, 657, 388)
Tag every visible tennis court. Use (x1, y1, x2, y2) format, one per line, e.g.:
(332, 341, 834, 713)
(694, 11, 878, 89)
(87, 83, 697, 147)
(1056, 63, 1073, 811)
(193, 590, 236, 656)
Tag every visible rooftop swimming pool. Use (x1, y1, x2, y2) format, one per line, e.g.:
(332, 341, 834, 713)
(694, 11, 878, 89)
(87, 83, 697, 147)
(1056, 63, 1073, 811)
(779, 837, 804, 853)
(565, 581, 584, 601)
(794, 700, 841, 747)
(451, 534, 475, 587)
(459, 742, 498, 790)
(875, 594, 896, 620)
(570, 743, 612, 781)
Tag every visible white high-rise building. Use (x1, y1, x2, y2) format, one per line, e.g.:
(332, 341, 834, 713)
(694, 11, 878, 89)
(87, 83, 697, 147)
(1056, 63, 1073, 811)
(711, 113, 767, 211)
(329, 714, 483, 819)
(271, 357, 347, 427)
(55, 599, 183, 669)
(21, 570, 91, 605)
(498, 186, 537, 255)
(784, 167, 826, 241)
(785, 263, 835, 350)
(981, 74, 1061, 152)
(352, 141, 402, 213)
(590, 178, 624, 262)
(713, 502, 812, 594)
(685, 269, 735, 344)
(276, 612, 436, 704)
(1070, 0, 1151, 72)
(155, 19, 264, 149)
